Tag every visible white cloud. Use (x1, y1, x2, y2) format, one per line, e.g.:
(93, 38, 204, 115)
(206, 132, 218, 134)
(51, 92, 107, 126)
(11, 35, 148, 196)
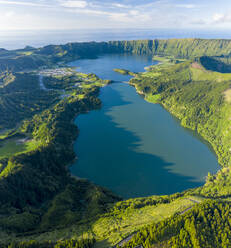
(190, 19, 207, 25)
(0, 0, 48, 7)
(0, 0, 226, 30)
(65, 7, 108, 16)
(129, 10, 139, 16)
(111, 3, 129, 9)
(213, 13, 224, 22)
(109, 10, 151, 24)
(212, 13, 231, 23)
(60, 0, 87, 8)
(176, 4, 196, 9)
(67, 5, 151, 24)
(5, 11, 15, 18)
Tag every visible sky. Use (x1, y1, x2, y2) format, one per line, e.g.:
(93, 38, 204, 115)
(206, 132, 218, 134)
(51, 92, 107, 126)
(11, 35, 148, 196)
(0, 0, 231, 30)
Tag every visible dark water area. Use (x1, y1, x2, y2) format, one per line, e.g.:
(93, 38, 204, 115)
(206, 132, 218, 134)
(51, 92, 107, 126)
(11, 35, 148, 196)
(70, 54, 219, 198)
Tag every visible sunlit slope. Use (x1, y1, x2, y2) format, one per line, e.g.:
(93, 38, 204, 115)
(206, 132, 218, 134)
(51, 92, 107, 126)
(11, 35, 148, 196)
(3, 39, 231, 72)
(0, 194, 202, 248)
(109, 39, 231, 58)
(1, 39, 231, 248)
(131, 61, 231, 167)
(121, 199, 231, 248)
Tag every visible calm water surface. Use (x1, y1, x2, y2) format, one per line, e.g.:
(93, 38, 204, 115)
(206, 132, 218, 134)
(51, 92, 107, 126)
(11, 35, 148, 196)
(2, 29, 231, 50)
(70, 54, 219, 198)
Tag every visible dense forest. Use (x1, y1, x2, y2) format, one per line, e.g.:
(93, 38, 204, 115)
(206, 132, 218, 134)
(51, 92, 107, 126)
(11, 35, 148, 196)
(1, 39, 231, 247)
(0, 72, 59, 129)
(2, 39, 231, 72)
(130, 60, 231, 168)
(0, 237, 96, 248)
(0, 70, 119, 244)
(121, 200, 231, 248)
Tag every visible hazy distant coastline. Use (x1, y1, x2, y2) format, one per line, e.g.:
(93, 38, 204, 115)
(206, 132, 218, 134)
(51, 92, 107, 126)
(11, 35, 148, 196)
(1, 28, 231, 50)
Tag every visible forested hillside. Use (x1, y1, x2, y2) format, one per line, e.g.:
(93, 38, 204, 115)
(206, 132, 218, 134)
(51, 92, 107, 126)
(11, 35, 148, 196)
(2, 39, 231, 72)
(130, 60, 231, 168)
(122, 200, 231, 248)
(0, 70, 119, 244)
(109, 39, 231, 58)
(1, 40, 231, 247)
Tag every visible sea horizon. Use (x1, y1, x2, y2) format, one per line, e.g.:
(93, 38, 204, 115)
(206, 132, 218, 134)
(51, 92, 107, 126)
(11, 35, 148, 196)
(1, 28, 231, 50)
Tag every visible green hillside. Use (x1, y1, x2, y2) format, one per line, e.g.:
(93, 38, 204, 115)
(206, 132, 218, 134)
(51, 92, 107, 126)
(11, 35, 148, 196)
(1, 40, 231, 247)
(109, 39, 231, 58)
(3, 39, 231, 72)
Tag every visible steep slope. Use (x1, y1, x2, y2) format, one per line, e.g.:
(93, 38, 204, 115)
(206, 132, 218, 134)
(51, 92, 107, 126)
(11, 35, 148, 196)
(1, 40, 231, 247)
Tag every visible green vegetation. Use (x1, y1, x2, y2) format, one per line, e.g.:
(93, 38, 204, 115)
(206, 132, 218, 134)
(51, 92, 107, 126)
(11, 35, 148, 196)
(90, 195, 200, 246)
(121, 200, 231, 248)
(130, 60, 231, 168)
(3, 39, 231, 73)
(0, 237, 95, 248)
(199, 56, 231, 73)
(0, 193, 202, 247)
(144, 93, 161, 103)
(109, 39, 231, 58)
(2, 39, 231, 247)
(190, 65, 231, 82)
(43, 70, 111, 91)
(0, 138, 41, 159)
(0, 68, 118, 246)
(109, 54, 231, 247)
(113, 68, 137, 76)
(0, 72, 59, 129)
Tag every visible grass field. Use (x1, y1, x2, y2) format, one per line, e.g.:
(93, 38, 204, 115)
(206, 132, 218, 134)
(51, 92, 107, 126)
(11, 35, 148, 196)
(144, 94, 161, 103)
(224, 89, 231, 103)
(1, 195, 202, 247)
(92, 196, 201, 246)
(80, 81, 105, 89)
(0, 130, 11, 139)
(190, 66, 231, 82)
(153, 56, 187, 67)
(0, 138, 41, 159)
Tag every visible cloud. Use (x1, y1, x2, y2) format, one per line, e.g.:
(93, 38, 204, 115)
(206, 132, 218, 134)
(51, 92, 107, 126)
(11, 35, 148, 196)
(60, 0, 87, 8)
(212, 13, 231, 23)
(5, 11, 15, 18)
(66, 3, 151, 24)
(0, 0, 48, 7)
(176, 4, 196, 9)
(129, 10, 139, 16)
(111, 3, 130, 9)
(109, 10, 151, 24)
(66, 7, 109, 16)
(190, 19, 207, 25)
(0, 0, 217, 30)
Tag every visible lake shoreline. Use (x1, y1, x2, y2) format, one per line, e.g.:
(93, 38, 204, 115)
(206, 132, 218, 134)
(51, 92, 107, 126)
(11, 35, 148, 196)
(127, 79, 220, 164)
(70, 54, 219, 198)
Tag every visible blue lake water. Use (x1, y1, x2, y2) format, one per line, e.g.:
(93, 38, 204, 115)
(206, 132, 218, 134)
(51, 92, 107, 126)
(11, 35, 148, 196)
(69, 53, 219, 198)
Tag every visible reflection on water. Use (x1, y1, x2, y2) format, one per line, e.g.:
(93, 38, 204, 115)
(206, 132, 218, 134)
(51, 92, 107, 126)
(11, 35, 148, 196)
(70, 54, 219, 198)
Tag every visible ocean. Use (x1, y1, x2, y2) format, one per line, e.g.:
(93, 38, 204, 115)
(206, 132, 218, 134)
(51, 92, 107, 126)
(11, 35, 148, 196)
(1, 28, 231, 50)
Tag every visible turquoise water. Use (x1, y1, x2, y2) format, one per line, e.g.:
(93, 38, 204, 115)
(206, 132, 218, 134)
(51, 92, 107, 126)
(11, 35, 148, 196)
(70, 54, 219, 198)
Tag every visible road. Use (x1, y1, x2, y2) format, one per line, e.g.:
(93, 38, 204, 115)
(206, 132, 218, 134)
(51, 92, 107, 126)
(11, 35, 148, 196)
(113, 198, 201, 247)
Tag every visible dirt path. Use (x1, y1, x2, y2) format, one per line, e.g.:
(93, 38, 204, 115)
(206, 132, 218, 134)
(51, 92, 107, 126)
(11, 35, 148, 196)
(191, 62, 203, 70)
(186, 198, 200, 204)
(113, 234, 136, 248)
(179, 198, 200, 215)
(112, 198, 201, 247)
(39, 75, 47, 90)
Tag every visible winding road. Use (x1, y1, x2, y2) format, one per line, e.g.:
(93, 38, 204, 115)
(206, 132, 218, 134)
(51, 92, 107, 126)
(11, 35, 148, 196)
(112, 198, 201, 248)
(39, 75, 47, 90)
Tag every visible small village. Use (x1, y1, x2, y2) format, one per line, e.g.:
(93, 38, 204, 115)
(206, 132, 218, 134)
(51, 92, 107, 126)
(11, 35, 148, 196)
(38, 67, 74, 77)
